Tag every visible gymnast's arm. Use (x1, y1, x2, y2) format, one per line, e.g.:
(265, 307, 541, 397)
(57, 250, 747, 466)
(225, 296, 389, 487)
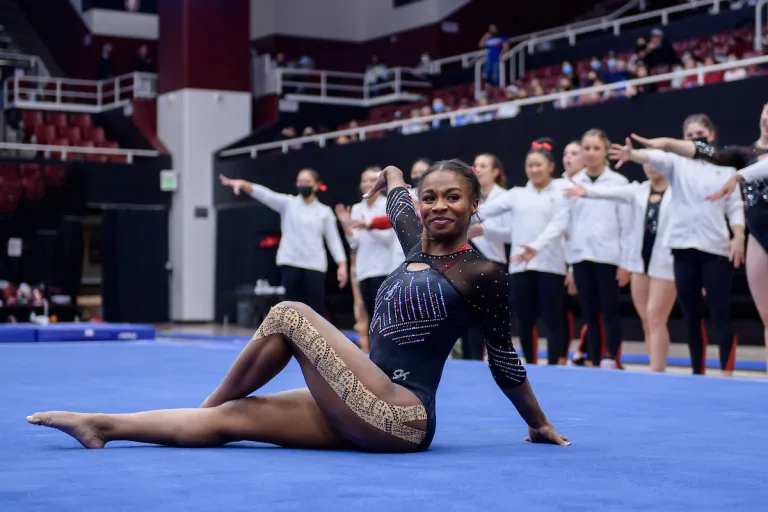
(219, 175, 291, 213)
(381, 169, 423, 254)
(468, 262, 553, 431)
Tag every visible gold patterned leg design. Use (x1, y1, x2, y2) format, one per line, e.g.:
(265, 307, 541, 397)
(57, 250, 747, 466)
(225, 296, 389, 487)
(253, 304, 428, 445)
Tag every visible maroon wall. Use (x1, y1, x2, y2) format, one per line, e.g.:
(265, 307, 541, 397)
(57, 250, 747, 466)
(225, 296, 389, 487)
(157, 0, 250, 94)
(19, 0, 157, 79)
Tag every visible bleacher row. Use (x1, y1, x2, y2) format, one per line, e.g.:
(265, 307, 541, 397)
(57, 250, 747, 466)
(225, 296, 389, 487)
(0, 163, 66, 212)
(335, 25, 766, 136)
(19, 111, 126, 163)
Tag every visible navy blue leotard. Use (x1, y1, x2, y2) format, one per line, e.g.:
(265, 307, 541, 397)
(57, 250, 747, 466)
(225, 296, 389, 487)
(368, 187, 527, 449)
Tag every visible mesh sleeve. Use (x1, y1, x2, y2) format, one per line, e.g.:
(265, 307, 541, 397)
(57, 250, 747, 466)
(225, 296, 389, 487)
(386, 187, 423, 255)
(693, 142, 751, 169)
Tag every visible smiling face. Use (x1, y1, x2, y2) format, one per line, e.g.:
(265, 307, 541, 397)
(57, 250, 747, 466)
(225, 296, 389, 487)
(419, 169, 478, 241)
(525, 152, 554, 187)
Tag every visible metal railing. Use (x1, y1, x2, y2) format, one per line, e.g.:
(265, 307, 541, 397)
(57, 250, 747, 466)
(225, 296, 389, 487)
(428, 0, 645, 74)
(3, 72, 158, 113)
(0, 51, 50, 78)
(220, 54, 768, 159)
(473, 0, 726, 95)
(274, 67, 432, 106)
(0, 142, 160, 163)
(757, 0, 768, 51)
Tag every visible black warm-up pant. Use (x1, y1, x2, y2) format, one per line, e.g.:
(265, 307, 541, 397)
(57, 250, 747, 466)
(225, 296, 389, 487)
(359, 275, 387, 319)
(510, 270, 566, 365)
(672, 249, 736, 375)
(281, 265, 327, 317)
(571, 261, 622, 366)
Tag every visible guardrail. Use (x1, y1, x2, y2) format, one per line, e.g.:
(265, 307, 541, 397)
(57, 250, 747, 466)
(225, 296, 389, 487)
(274, 67, 432, 106)
(3, 72, 158, 113)
(220, 54, 768, 159)
(472, 0, 726, 95)
(428, 0, 645, 74)
(0, 142, 160, 163)
(0, 51, 50, 78)
(757, 0, 768, 51)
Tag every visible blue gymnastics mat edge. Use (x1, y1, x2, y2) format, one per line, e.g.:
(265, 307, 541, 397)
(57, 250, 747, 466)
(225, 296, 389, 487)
(160, 331, 767, 372)
(0, 323, 156, 343)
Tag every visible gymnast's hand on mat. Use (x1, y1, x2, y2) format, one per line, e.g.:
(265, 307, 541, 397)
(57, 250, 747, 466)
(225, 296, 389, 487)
(563, 179, 587, 198)
(705, 173, 743, 201)
(510, 245, 536, 263)
(525, 424, 571, 446)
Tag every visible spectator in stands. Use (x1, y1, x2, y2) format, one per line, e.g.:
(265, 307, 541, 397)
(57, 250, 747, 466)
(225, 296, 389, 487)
(600, 54, 631, 84)
(496, 88, 520, 119)
(133, 45, 155, 73)
(561, 61, 579, 89)
(401, 108, 427, 135)
(640, 28, 679, 69)
(723, 54, 748, 82)
(365, 55, 389, 96)
(479, 24, 508, 87)
(680, 59, 700, 88)
(278, 126, 302, 151)
(415, 52, 432, 77)
(631, 65, 658, 96)
(98, 43, 114, 80)
(589, 57, 602, 73)
(702, 56, 722, 84)
(272, 53, 287, 69)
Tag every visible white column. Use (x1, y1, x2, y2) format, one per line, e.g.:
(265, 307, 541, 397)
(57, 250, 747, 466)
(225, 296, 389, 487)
(158, 88, 251, 321)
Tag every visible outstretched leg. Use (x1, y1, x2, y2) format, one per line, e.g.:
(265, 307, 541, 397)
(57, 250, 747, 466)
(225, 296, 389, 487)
(28, 388, 347, 450)
(29, 302, 429, 453)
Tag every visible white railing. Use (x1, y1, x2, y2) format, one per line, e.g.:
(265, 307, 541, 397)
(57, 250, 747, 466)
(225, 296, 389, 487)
(274, 67, 431, 106)
(427, 0, 645, 74)
(3, 72, 158, 113)
(220, 54, 768, 159)
(0, 52, 50, 78)
(757, 0, 768, 51)
(0, 142, 160, 163)
(477, 0, 726, 95)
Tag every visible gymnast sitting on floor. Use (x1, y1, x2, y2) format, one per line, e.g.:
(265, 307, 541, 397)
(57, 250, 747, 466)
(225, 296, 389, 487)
(26, 160, 569, 453)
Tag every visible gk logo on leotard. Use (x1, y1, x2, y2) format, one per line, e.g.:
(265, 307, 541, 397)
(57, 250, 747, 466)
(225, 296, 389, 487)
(392, 369, 410, 381)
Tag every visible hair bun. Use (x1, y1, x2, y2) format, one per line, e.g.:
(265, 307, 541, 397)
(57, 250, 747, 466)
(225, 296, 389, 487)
(531, 137, 557, 153)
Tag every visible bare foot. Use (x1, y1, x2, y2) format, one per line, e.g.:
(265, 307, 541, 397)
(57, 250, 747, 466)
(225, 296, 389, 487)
(27, 412, 106, 449)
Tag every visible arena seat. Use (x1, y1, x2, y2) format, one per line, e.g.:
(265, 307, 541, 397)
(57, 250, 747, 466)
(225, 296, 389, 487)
(20, 110, 121, 161)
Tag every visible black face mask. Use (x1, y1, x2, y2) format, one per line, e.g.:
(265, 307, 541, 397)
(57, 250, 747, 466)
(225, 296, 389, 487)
(297, 185, 313, 198)
(691, 136, 710, 145)
(411, 177, 420, 188)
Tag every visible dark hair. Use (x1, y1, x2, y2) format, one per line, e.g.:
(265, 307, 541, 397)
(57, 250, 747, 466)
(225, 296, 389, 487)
(420, 158, 481, 202)
(475, 153, 507, 187)
(528, 137, 557, 163)
(414, 157, 432, 167)
(299, 168, 326, 192)
(683, 113, 717, 137)
(299, 168, 321, 182)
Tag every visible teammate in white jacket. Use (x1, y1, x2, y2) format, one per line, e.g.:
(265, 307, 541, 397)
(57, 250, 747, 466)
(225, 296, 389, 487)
(563, 163, 675, 372)
(219, 170, 348, 318)
(515, 129, 634, 369)
(609, 121, 745, 376)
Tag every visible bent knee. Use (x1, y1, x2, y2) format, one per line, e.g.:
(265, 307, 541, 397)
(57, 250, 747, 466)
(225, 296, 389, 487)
(276, 301, 312, 315)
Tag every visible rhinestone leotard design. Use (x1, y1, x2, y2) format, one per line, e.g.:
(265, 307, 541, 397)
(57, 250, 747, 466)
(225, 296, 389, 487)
(367, 187, 527, 441)
(254, 304, 429, 445)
